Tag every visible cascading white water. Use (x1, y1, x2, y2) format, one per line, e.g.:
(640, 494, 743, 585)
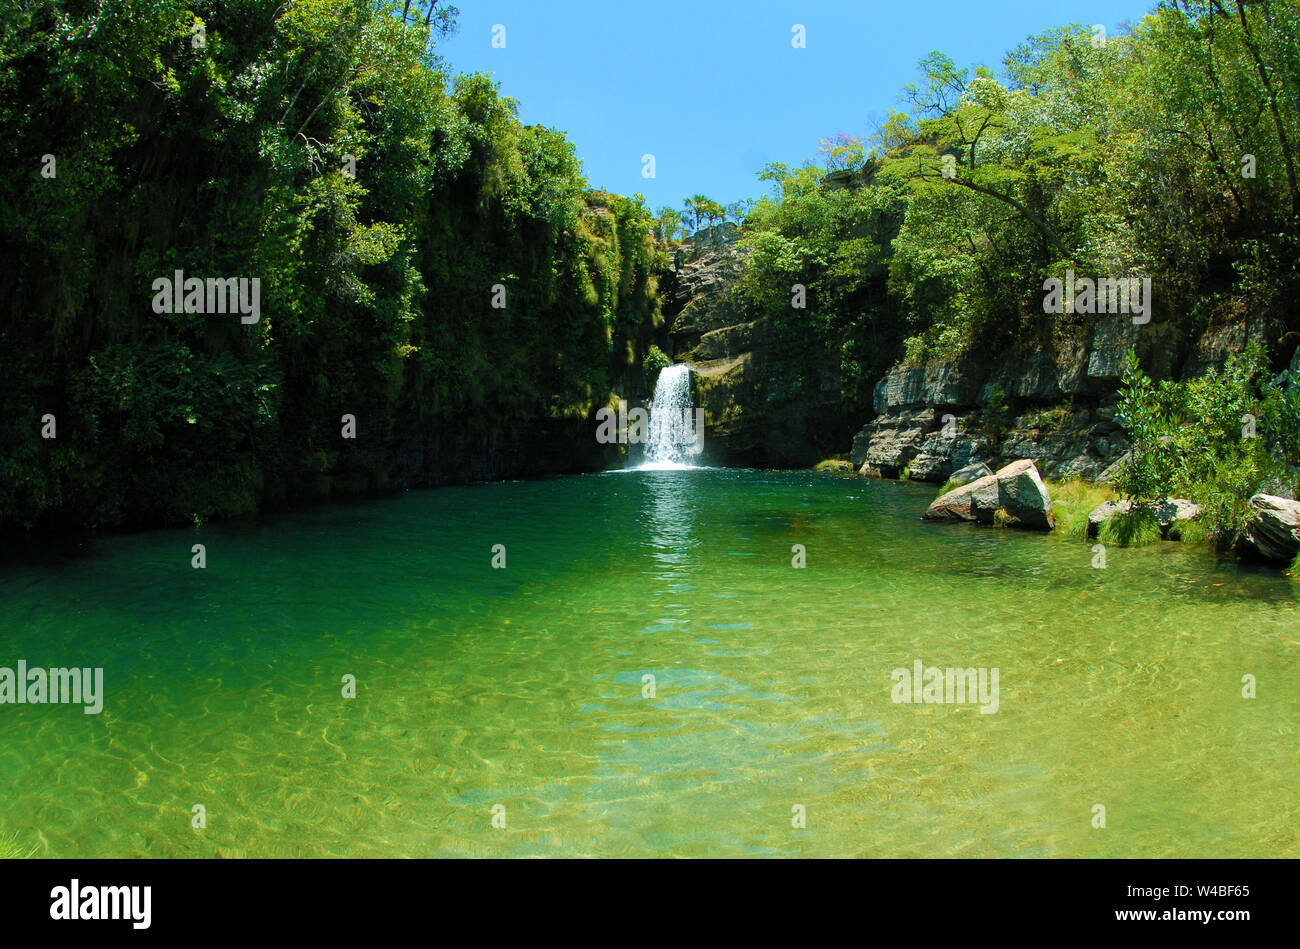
(641, 363, 702, 469)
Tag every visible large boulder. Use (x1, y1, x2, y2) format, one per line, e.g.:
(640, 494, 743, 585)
(1238, 494, 1300, 563)
(1088, 499, 1130, 534)
(924, 472, 997, 521)
(924, 459, 1053, 530)
(992, 459, 1054, 529)
(1152, 498, 1202, 538)
(968, 475, 1005, 523)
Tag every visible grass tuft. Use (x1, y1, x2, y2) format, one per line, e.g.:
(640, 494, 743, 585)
(1098, 506, 1163, 546)
(1044, 478, 1116, 538)
(1169, 514, 1211, 546)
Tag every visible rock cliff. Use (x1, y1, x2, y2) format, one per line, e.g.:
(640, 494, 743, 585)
(852, 317, 1278, 483)
(658, 231, 1285, 483)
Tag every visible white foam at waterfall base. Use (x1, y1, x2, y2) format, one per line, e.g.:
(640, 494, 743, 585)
(639, 364, 702, 470)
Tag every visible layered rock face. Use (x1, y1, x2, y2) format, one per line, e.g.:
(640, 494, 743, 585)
(852, 318, 1275, 484)
(659, 234, 754, 465)
(658, 229, 1286, 482)
(851, 344, 1127, 482)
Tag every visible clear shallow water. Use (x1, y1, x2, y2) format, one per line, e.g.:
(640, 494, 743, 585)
(0, 468, 1296, 858)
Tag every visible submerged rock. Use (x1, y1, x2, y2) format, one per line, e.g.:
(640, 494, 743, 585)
(814, 459, 855, 473)
(1238, 494, 1300, 563)
(924, 459, 1053, 530)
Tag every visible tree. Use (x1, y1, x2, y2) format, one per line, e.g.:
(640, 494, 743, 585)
(681, 197, 698, 233)
(655, 206, 683, 243)
(725, 199, 755, 224)
(0, 0, 667, 529)
(687, 194, 725, 232)
(400, 1, 459, 36)
(882, 50, 1078, 262)
(817, 134, 864, 171)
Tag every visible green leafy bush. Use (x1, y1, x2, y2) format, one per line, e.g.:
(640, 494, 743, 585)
(1114, 345, 1299, 543)
(644, 345, 671, 390)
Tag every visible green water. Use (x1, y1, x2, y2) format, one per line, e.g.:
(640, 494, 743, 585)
(1, 469, 1297, 858)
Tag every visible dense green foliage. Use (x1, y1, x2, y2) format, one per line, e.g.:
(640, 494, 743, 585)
(0, 0, 664, 528)
(5, 0, 1300, 531)
(725, 0, 1299, 428)
(738, 160, 903, 412)
(1115, 345, 1300, 540)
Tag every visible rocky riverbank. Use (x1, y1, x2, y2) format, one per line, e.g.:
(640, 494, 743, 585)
(656, 226, 1297, 572)
(661, 227, 1295, 493)
(914, 458, 1300, 567)
(849, 322, 1292, 486)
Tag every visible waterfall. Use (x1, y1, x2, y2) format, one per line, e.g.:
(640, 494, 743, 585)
(641, 364, 702, 469)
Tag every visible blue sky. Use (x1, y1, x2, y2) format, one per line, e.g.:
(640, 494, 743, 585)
(438, 0, 1156, 211)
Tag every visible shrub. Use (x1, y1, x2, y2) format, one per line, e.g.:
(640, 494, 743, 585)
(937, 477, 962, 496)
(979, 384, 1012, 448)
(1023, 406, 1070, 432)
(644, 345, 671, 391)
(1115, 345, 1299, 544)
